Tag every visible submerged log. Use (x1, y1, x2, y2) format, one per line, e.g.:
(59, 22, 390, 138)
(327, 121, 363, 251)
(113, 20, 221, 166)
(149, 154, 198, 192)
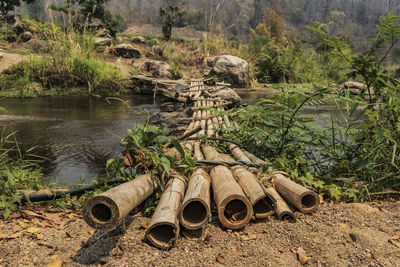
(83, 173, 156, 230)
(265, 187, 296, 222)
(178, 168, 211, 230)
(202, 145, 252, 229)
(274, 173, 319, 213)
(146, 173, 187, 249)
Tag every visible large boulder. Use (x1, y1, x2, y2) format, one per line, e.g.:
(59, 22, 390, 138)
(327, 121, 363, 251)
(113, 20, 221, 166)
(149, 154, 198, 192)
(95, 37, 112, 47)
(137, 60, 173, 79)
(210, 87, 242, 108)
(114, 44, 142, 58)
(210, 55, 250, 88)
(72, 15, 106, 33)
(2, 14, 23, 34)
(21, 31, 32, 42)
(132, 36, 147, 44)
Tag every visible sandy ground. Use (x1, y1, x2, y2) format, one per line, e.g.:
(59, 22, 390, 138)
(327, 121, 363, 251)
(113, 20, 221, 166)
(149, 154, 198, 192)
(0, 201, 399, 266)
(0, 52, 27, 73)
(123, 24, 205, 40)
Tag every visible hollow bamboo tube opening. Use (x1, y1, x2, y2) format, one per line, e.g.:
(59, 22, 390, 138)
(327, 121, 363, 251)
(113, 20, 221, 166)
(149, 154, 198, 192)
(202, 145, 252, 229)
(221, 152, 273, 219)
(265, 187, 296, 223)
(146, 174, 187, 249)
(179, 168, 211, 230)
(83, 173, 155, 230)
(274, 173, 319, 213)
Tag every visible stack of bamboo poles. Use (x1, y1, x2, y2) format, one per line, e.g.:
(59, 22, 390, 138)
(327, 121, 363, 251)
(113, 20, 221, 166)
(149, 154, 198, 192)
(82, 80, 320, 249)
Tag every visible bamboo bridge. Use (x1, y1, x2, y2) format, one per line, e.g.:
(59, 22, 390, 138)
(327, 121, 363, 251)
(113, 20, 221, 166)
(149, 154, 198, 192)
(82, 80, 320, 249)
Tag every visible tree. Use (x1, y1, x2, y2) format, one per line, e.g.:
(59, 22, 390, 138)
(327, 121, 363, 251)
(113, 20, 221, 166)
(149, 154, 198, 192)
(50, 0, 122, 37)
(0, 0, 35, 17)
(159, 0, 185, 40)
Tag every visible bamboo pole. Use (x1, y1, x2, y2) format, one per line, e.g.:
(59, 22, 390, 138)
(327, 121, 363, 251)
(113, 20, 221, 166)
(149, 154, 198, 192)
(274, 173, 319, 213)
(265, 187, 296, 222)
(146, 173, 187, 249)
(220, 154, 274, 219)
(83, 173, 156, 230)
(202, 145, 252, 229)
(178, 103, 211, 230)
(178, 168, 211, 230)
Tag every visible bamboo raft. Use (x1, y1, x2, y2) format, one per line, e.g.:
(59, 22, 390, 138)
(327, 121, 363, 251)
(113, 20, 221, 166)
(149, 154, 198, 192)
(82, 79, 320, 249)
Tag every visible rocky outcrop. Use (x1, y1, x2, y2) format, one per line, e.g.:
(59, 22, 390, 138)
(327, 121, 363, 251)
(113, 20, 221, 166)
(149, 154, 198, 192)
(136, 60, 173, 79)
(0, 52, 3, 59)
(21, 31, 32, 42)
(209, 55, 250, 88)
(114, 44, 142, 58)
(132, 36, 147, 44)
(95, 37, 112, 47)
(205, 57, 215, 67)
(72, 15, 106, 33)
(146, 45, 163, 57)
(340, 81, 373, 95)
(209, 87, 242, 108)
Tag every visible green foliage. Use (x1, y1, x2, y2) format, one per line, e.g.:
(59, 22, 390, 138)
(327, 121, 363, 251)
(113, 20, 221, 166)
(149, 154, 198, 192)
(0, 28, 123, 97)
(0, 129, 43, 219)
(50, 0, 122, 36)
(230, 12, 400, 201)
(159, 0, 185, 41)
(0, 0, 34, 16)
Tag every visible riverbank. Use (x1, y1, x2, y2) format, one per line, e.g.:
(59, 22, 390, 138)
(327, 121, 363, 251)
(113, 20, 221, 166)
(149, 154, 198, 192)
(0, 201, 399, 266)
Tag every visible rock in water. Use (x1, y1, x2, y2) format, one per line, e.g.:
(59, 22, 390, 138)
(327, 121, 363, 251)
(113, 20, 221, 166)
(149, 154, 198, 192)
(136, 60, 173, 79)
(21, 31, 32, 42)
(210, 55, 250, 88)
(114, 44, 142, 58)
(210, 87, 242, 108)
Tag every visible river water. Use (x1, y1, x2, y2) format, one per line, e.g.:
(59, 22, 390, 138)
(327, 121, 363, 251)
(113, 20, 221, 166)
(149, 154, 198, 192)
(0, 95, 160, 185)
(0, 92, 340, 185)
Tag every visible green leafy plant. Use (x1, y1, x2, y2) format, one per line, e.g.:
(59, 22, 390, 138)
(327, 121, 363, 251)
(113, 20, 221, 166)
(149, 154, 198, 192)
(0, 129, 43, 219)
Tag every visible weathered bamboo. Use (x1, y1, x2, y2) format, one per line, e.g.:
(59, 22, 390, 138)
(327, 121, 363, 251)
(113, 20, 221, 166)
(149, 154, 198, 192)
(220, 154, 274, 218)
(202, 145, 252, 229)
(229, 143, 251, 162)
(265, 187, 296, 222)
(83, 173, 156, 230)
(242, 150, 265, 164)
(274, 173, 319, 213)
(178, 168, 211, 230)
(178, 102, 211, 230)
(146, 173, 187, 249)
(178, 124, 202, 140)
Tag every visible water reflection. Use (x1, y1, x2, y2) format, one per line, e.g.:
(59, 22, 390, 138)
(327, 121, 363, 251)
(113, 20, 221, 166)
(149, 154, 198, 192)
(0, 95, 159, 184)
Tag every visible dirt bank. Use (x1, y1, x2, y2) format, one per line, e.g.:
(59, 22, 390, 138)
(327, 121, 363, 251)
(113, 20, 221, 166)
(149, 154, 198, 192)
(0, 52, 27, 73)
(0, 202, 399, 266)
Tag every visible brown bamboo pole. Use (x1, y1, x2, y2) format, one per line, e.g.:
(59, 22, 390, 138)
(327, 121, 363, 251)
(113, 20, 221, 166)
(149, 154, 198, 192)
(178, 168, 211, 230)
(274, 173, 319, 213)
(202, 145, 252, 229)
(146, 173, 187, 249)
(83, 173, 156, 230)
(242, 150, 265, 164)
(178, 98, 211, 230)
(264, 187, 296, 222)
(220, 154, 274, 218)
